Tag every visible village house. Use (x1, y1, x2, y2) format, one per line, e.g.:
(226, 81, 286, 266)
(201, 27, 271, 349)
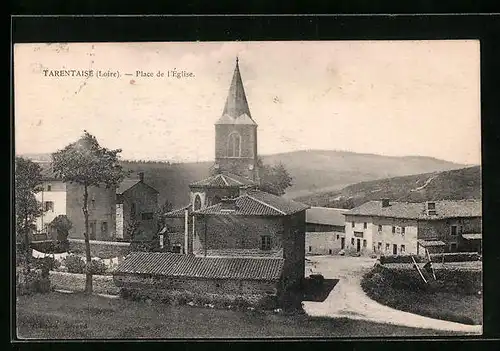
(343, 199, 482, 256)
(34, 164, 158, 242)
(305, 207, 347, 255)
(117, 58, 310, 308)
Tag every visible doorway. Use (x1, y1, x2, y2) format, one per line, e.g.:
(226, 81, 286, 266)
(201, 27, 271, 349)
(341, 237, 345, 250)
(393, 244, 397, 255)
(356, 239, 361, 252)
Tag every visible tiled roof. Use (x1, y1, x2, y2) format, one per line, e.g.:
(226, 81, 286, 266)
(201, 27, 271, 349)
(116, 178, 159, 195)
(190, 172, 257, 188)
(344, 200, 481, 220)
(195, 190, 310, 216)
(114, 252, 284, 281)
(194, 248, 284, 259)
(164, 204, 192, 218)
(306, 207, 348, 226)
(462, 233, 482, 240)
(116, 179, 141, 194)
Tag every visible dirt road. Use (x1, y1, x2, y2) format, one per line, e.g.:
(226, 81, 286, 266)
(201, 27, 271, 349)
(302, 255, 482, 334)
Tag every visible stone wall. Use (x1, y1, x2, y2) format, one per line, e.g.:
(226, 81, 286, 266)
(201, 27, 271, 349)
(50, 271, 120, 295)
(113, 273, 280, 307)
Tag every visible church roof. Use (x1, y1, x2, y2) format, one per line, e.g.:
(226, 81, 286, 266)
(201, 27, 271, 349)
(190, 172, 257, 188)
(194, 190, 310, 217)
(216, 58, 257, 126)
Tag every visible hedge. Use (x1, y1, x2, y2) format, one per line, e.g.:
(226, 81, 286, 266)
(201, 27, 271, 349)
(379, 255, 425, 264)
(370, 264, 482, 295)
(68, 241, 130, 259)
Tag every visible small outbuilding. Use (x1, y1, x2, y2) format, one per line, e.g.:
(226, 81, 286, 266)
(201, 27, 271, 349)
(113, 252, 286, 308)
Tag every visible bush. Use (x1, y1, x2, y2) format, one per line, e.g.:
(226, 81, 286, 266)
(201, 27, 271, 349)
(85, 259, 108, 275)
(33, 257, 61, 276)
(16, 269, 51, 295)
(64, 255, 86, 274)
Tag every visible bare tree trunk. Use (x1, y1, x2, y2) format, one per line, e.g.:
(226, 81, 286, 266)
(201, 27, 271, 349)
(83, 184, 93, 294)
(24, 213, 31, 284)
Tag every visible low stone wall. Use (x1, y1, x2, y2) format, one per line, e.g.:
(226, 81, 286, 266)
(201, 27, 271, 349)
(68, 240, 130, 259)
(114, 273, 280, 309)
(50, 271, 120, 295)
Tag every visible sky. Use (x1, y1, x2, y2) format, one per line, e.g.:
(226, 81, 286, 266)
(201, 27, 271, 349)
(14, 41, 481, 165)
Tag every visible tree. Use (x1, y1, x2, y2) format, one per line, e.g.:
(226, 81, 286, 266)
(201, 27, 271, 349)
(257, 158, 293, 196)
(15, 157, 43, 274)
(52, 131, 128, 294)
(156, 199, 173, 232)
(49, 215, 72, 251)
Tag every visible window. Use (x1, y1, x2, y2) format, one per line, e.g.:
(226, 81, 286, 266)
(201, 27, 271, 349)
(450, 225, 458, 236)
(363, 222, 367, 229)
(385, 243, 390, 252)
(401, 226, 406, 235)
(227, 132, 241, 157)
(172, 245, 182, 254)
(329, 249, 332, 254)
(392, 226, 396, 234)
(401, 245, 406, 253)
(336, 234, 340, 240)
(141, 212, 154, 220)
(378, 242, 382, 251)
(261, 236, 271, 251)
(363, 240, 367, 248)
(130, 203, 136, 218)
(378, 225, 382, 232)
(309, 246, 312, 252)
(44, 201, 54, 212)
(450, 243, 457, 252)
(91, 196, 96, 209)
(427, 202, 436, 210)
(47, 184, 52, 191)
(351, 238, 355, 245)
(89, 221, 96, 240)
(101, 222, 108, 235)
(351, 221, 355, 228)
(194, 195, 202, 211)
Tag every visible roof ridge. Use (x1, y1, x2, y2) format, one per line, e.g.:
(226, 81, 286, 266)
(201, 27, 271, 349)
(246, 193, 287, 215)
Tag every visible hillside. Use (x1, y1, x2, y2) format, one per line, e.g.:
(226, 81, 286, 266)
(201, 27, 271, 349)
(295, 166, 481, 208)
(19, 150, 467, 209)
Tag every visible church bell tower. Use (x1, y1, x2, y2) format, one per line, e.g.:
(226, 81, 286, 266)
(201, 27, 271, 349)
(214, 58, 259, 182)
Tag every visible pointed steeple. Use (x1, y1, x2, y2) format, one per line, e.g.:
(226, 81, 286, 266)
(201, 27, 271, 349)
(220, 57, 255, 123)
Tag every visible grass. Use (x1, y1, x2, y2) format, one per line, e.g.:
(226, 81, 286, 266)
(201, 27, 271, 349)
(15, 292, 467, 339)
(361, 269, 482, 325)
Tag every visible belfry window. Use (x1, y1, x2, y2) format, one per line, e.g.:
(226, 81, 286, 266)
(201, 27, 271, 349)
(227, 132, 241, 157)
(194, 195, 202, 211)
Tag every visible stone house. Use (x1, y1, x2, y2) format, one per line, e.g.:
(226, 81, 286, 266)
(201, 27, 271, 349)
(343, 199, 482, 256)
(305, 207, 347, 255)
(35, 164, 158, 241)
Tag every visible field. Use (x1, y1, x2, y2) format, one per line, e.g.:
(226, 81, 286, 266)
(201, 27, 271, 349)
(16, 292, 462, 339)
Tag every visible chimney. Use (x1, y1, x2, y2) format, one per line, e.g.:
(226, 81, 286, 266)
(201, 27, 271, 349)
(220, 197, 238, 211)
(382, 199, 390, 208)
(138, 172, 144, 182)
